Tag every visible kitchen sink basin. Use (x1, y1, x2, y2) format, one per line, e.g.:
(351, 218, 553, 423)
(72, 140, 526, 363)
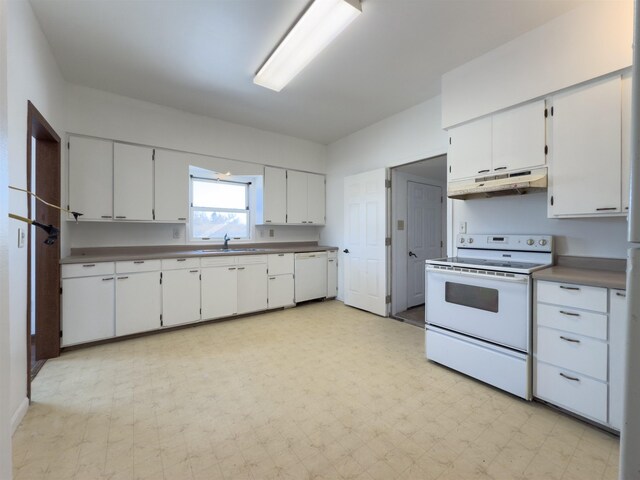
(200, 248, 261, 253)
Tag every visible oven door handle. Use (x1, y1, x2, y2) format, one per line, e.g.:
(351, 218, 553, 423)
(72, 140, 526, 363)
(426, 267, 529, 284)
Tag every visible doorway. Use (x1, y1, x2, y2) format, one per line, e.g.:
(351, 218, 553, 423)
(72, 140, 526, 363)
(26, 101, 61, 396)
(391, 155, 447, 327)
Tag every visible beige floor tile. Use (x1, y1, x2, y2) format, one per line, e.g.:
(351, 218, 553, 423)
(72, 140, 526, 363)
(12, 301, 620, 480)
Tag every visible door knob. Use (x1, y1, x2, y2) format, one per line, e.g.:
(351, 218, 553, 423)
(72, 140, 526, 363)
(343, 249, 350, 254)
(409, 251, 417, 258)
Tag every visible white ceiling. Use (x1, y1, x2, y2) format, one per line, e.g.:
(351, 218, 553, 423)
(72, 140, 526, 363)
(30, 0, 588, 144)
(395, 155, 447, 183)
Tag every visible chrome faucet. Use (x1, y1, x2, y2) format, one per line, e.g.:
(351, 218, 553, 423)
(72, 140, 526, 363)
(223, 233, 230, 249)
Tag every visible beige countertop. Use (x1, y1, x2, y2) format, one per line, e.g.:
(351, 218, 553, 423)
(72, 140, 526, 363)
(532, 256, 627, 290)
(61, 243, 339, 265)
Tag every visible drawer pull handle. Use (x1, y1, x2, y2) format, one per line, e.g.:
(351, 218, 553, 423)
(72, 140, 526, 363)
(238, 267, 245, 270)
(178, 217, 187, 220)
(269, 277, 276, 280)
(559, 310, 580, 317)
(596, 207, 617, 211)
(278, 254, 285, 257)
(559, 285, 580, 291)
(265, 220, 272, 223)
(101, 215, 112, 219)
(228, 267, 236, 271)
(559, 372, 580, 382)
(477, 169, 490, 174)
(82, 264, 96, 268)
(102, 277, 114, 281)
(177, 259, 186, 262)
(560, 336, 580, 344)
(134, 261, 145, 264)
(494, 166, 508, 171)
(617, 292, 627, 298)
(189, 270, 199, 273)
(115, 216, 127, 219)
(117, 276, 129, 280)
(329, 259, 335, 262)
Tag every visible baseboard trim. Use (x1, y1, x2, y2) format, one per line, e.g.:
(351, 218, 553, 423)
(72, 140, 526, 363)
(11, 397, 28, 435)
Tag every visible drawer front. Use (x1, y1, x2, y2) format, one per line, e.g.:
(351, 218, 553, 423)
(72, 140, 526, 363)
(268, 253, 294, 275)
(201, 256, 238, 267)
(535, 362, 607, 423)
(161, 257, 200, 270)
(536, 303, 608, 340)
(328, 250, 337, 260)
(536, 326, 607, 380)
(116, 260, 162, 273)
(62, 262, 115, 278)
(537, 280, 607, 312)
(237, 254, 268, 265)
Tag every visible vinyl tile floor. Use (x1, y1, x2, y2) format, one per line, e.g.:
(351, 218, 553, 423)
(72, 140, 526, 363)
(13, 301, 619, 480)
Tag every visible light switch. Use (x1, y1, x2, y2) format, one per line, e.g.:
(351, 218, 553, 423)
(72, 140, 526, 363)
(458, 221, 467, 234)
(17, 227, 25, 248)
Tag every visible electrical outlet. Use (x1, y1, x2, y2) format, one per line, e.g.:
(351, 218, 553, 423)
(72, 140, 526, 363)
(17, 228, 25, 248)
(458, 221, 467, 234)
(172, 226, 181, 239)
(259, 229, 265, 238)
(269, 229, 275, 238)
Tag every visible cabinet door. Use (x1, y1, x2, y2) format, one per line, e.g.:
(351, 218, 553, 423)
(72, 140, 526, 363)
(550, 76, 622, 216)
(327, 256, 337, 298)
(448, 116, 492, 181)
(61, 275, 115, 346)
(237, 263, 268, 314)
(492, 101, 546, 173)
(268, 274, 294, 309)
(113, 143, 154, 221)
(68, 136, 113, 221)
(622, 74, 631, 213)
(162, 269, 201, 327)
(610, 289, 628, 430)
(201, 266, 237, 319)
(263, 166, 287, 224)
(286, 170, 308, 224)
(154, 149, 189, 222)
(115, 272, 161, 336)
(307, 173, 326, 225)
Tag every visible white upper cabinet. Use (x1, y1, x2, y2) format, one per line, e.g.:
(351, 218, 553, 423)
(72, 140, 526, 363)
(286, 170, 308, 224)
(68, 136, 113, 221)
(263, 166, 287, 224)
(549, 76, 622, 217)
(622, 74, 631, 213)
(113, 143, 154, 221)
(154, 149, 189, 222)
(492, 100, 546, 173)
(306, 173, 326, 225)
(448, 116, 492, 181)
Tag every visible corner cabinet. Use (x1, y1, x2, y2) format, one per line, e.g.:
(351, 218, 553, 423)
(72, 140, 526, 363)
(548, 75, 628, 217)
(260, 168, 325, 225)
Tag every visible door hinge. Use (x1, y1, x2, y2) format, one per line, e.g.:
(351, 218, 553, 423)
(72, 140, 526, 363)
(449, 166, 452, 174)
(440, 240, 443, 248)
(200, 308, 202, 315)
(550, 195, 554, 206)
(544, 108, 548, 118)
(551, 106, 554, 116)
(59, 286, 63, 295)
(160, 272, 162, 284)
(67, 204, 70, 211)
(160, 314, 163, 326)
(152, 149, 155, 160)
(286, 214, 288, 222)
(544, 145, 548, 155)
(440, 196, 443, 204)
(449, 137, 452, 145)
(59, 330, 63, 338)
(385, 295, 391, 304)
(67, 141, 70, 149)
(152, 209, 155, 220)
(385, 179, 391, 189)
(385, 237, 391, 246)
(199, 274, 201, 280)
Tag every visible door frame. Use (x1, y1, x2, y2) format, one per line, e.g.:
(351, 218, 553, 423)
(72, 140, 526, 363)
(26, 101, 61, 399)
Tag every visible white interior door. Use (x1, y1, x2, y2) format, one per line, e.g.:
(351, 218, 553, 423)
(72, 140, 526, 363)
(407, 181, 442, 308)
(343, 169, 389, 317)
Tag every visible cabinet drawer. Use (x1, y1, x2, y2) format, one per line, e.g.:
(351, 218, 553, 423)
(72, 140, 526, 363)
(201, 256, 237, 267)
(268, 253, 294, 275)
(161, 257, 200, 270)
(237, 254, 267, 265)
(536, 326, 607, 380)
(328, 250, 337, 260)
(535, 362, 607, 423)
(62, 262, 115, 279)
(536, 303, 607, 340)
(116, 260, 161, 273)
(537, 281, 607, 312)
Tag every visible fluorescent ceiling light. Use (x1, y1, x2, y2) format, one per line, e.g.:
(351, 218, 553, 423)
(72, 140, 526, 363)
(254, 0, 362, 92)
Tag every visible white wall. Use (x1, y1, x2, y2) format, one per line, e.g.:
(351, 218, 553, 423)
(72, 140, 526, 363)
(62, 86, 328, 252)
(322, 96, 449, 300)
(0, 0, 12, 476)
(7, 0, 66, 432)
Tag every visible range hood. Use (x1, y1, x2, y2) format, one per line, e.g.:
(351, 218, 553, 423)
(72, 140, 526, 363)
(448, 168, 548, 200)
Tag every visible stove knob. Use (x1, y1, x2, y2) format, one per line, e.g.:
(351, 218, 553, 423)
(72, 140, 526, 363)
(468, 238, 474, 244)
(539, 239, 547, 246)
(460, 237, 465, 244)
(527, 239, 535, 246)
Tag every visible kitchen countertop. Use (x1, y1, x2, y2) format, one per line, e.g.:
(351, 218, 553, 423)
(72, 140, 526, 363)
(532, 255, 627, 290)
(61, 242, 339, 265)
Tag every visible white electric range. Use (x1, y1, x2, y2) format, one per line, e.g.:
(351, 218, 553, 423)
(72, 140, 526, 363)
(425, 234, 553, 400)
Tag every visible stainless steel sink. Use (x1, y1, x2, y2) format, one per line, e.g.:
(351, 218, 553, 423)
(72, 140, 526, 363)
(200, 248, 261, 253)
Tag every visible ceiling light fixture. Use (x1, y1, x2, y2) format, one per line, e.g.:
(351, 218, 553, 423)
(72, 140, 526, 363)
(254, 0, 362, 92)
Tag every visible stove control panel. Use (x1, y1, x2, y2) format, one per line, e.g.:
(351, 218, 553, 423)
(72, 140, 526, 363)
(458, 234, 553, 252)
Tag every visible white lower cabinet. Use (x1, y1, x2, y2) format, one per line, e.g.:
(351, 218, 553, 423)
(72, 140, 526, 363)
(327, 251, 337, 298)
(201, 265, 238, 319)
(116, 272, 162, 336)
(267, 253, 294, 309)
(61, 274, 115, 346)
(237, 263, 268, 314)
(535, 279, 624, 429)
(162, 268, 201, 327)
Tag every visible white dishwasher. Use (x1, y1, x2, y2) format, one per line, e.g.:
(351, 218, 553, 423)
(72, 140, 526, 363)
(294, 252, 328, 302)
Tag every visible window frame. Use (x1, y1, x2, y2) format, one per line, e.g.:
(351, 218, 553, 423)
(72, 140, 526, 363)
(189, 176, 251, 242)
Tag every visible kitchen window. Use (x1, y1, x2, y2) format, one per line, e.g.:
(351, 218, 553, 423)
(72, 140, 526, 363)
(190, 177, 250, 240)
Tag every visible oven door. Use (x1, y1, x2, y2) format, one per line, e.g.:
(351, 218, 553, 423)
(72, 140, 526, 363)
(426, 266, 531, 352)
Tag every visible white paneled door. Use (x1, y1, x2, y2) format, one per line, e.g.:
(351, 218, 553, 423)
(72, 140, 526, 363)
(407, 181, 442, 308)
(343, 169, 389, 317)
